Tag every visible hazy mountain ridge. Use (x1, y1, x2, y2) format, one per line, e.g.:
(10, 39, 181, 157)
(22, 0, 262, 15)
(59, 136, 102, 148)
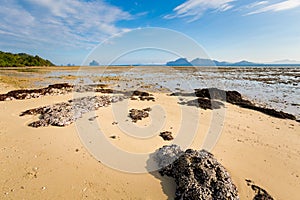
(270, 59, 300, 64)
(166, 58, 300, 66)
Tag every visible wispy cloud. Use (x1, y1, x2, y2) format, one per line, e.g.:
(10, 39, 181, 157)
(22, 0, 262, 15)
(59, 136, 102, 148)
(164, 0, 235, 22)
(246, 1, 269, 9)
(0, 0, 132, 51)
(247, 0, 300, 15)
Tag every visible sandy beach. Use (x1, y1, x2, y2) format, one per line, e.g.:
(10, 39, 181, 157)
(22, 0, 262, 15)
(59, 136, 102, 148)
(0, 79, 299, 200)
(2, 0, 300, 198)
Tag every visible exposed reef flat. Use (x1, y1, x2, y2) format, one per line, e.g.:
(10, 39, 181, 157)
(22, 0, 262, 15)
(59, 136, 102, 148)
(6, 85, 295, 129)
(1, 84, 296, 122)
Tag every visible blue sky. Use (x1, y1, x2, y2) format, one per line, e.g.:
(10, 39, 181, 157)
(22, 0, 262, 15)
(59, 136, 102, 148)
(1, 0, 300, 65)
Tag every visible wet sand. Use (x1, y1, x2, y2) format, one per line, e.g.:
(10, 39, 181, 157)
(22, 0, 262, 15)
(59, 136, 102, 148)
(0, 81, 299, 199)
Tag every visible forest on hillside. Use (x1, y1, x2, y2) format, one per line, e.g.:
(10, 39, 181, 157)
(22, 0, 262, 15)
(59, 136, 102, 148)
(0, 51, 54, 67)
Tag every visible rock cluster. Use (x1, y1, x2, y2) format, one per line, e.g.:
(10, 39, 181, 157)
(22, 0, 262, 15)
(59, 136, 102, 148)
(129, 107, 151, 123)
(0, 83, 73, 101)
(20, 95, 124, 127)
(155, 145, 240, 200)
(159, 131, 174, 141)
(131, 90, 155, 101)
(171, 88, 296, 120)
(196, 88, 295, 120)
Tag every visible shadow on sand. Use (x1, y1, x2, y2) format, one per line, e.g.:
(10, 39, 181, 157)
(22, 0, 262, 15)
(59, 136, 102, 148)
(146, 151, 176, 200)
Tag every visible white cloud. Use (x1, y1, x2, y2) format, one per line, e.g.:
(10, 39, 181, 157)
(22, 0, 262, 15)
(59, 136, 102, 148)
(247, 0, 300, 15)
(164, 0, 235, 22)
(246, 1, 269, 9)
(0, 0, 132, 50)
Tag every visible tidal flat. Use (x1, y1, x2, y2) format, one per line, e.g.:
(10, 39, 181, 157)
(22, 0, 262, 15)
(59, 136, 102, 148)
(1, 66, 299, 118)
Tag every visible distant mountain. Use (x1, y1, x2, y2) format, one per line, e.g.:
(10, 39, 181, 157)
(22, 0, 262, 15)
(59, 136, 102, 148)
(190, 58, 216, 66)
(166, 58, 261, 66)
(0, 51, 54, 67)
(166, 58, 192, 66)
(231, 60, 259, 66)
(89, 60, 99, 66)
(271, 59, 300, 64)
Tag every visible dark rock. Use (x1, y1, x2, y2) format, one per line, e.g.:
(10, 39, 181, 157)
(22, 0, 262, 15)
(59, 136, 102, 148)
(142, 107, 151, 112)
(95, 88, 114, 93)
(252, 185, 274, 200)
(172, 88, 296, 120)
(194, 88, 251, 105)
(155, 144, 184, 170)
(180, 98, 224, 110)
(238, 103, 296, 120)
(246, 180, 274, 200)
(129, 108, 151, 123)
(170, 92, 195, 97)
(159, 131, 174, 141)
(139, 96, 155, 101)
(195, 88, 295, 120)
(155, 145, 239, 200)
(129, 90, 155, 101)
(130, 97, 138, 100)
(132, 90, 150, 96)
(88, 116, 98, 121)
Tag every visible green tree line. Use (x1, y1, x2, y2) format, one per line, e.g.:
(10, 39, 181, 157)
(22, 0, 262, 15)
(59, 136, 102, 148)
(0, 51, 55, 67)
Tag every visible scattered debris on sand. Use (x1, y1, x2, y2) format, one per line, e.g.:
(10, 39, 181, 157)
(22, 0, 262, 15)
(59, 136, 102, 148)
(129, 107, 151, 123)
(246, 179, 274, 200)
(159, 131, 174, 141)
(20, 95, 124, 127)
(155, 145, 240, 200)
(88, 116, 98, 121)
